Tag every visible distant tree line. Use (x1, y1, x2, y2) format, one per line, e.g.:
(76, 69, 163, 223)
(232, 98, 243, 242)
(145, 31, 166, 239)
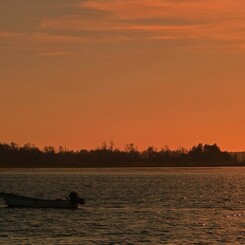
(0, 142, 239, 168)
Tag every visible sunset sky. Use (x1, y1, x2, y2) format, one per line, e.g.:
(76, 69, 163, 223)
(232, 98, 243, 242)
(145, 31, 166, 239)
(1, 0, 245, 151)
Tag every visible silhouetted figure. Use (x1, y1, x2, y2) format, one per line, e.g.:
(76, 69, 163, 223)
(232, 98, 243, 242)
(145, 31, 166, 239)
(68, 192, 85, 209)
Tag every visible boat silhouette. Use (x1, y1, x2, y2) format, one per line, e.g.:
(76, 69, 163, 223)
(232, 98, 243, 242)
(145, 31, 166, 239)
(0, 192, 85, 209)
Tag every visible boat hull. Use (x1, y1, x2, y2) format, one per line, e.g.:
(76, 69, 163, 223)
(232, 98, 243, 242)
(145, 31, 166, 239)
(0, 193, 77, 209)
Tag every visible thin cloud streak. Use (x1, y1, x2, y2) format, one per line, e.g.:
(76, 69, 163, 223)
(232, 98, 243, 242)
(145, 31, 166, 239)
(39, 19, 245, 51)
(37, 51, 73, 57)
(36, 0, 245, 50)
(80, 0, 245, 21)
(0, 32, 24, 38)
(2, 1, 245, 51)
(32, 32, 88, 44)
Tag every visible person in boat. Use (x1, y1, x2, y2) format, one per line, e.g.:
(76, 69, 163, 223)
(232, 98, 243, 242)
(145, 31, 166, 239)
(68, 192, 85, 209)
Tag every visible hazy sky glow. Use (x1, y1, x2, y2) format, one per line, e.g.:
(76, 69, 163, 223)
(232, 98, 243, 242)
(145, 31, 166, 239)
(1, 0, 245, 151)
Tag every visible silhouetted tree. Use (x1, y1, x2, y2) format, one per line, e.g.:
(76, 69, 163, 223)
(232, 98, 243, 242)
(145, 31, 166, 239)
(189, 143, 204, 162)
(142, 146, 158, 162)
(0, 142, 238, 167)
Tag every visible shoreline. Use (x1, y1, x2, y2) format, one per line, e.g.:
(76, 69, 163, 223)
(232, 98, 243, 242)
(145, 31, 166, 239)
(1, 165, 245, 174)
(0, 161, 244, 169)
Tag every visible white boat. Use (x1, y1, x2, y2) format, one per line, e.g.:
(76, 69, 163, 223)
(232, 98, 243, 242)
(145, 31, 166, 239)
(0, 192, 85, 209)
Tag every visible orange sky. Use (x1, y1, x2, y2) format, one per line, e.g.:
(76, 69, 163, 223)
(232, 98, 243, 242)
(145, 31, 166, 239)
(1, 0, 245, 151)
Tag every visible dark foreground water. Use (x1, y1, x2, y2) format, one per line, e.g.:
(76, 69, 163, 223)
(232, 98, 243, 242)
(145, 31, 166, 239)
(1, 167, 245, 244)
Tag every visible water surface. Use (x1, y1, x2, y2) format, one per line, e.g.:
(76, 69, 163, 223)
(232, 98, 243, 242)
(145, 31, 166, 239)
(1, 167, 245, 244)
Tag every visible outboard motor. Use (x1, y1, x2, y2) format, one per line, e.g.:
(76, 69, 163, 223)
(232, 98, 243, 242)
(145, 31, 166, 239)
(78, 197, 85, 205)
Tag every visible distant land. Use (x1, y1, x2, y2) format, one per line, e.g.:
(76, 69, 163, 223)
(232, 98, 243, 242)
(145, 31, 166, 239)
(0, 142, 244, 168)
(230, 152, 245, 162)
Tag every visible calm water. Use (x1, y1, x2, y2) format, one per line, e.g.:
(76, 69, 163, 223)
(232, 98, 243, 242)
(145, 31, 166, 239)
(1, 167, 245, 244)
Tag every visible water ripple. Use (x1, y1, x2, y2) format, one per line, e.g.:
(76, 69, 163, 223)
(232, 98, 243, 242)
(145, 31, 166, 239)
(1, 167, 245, 244)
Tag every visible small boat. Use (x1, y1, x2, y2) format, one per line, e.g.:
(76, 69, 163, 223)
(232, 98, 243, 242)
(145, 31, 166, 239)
(0, 192, 85, 209)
